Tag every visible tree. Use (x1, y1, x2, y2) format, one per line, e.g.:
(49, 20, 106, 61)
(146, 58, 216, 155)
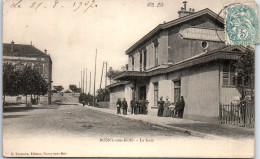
(106, 67, 122, 84)
(53, 85, 64, 93)
(234, 46, 255, 100)
(19, 65, 49, 105)
(79, 93, 93, 105)
(69, 85, 81, 93)
(96, 88, 110, 102)
(3, 64, 48, 105)
(3, 63, 21, 103)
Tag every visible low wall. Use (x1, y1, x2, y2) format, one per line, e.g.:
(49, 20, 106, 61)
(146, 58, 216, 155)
(96, 102, 110, 108)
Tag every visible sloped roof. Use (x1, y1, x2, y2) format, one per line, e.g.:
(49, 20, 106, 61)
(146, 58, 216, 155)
(3, 43, 49, 58)
(126, 8, 224, 54)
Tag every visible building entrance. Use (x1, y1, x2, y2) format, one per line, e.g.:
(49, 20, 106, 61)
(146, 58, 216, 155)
(139, 85, 146, 100)
(174, 80, 181, 103)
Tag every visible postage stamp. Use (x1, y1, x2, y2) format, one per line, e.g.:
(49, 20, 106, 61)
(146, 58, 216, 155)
(224, 3, 259, 45)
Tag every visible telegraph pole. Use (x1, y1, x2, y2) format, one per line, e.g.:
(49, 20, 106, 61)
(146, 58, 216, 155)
(86, 68, 88, 94)
(83, 69, 85, 93)
(81, 71, 82, 92)
(93, 49, 97, 107)
(89, 71, 91, 94)
(100, 62, 104, 89)
(105, 62, 107, 88)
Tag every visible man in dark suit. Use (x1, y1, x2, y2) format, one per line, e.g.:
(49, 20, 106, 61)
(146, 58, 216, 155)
(116, 98, 121, 114)
(140, 99, 146, 115)
(178, 96, 185, 118)
(130, 98, 135, 114)
(122, 98, 128, 115)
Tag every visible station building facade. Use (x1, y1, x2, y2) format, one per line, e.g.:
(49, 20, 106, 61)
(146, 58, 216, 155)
(107, 3, 251, 122)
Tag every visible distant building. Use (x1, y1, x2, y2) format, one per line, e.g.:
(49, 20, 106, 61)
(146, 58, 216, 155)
(3, 41, 52, 104)
(107, 2, 253, 122)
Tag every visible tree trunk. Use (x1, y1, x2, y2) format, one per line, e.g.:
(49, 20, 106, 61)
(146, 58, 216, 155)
(25, 94, 27, 105)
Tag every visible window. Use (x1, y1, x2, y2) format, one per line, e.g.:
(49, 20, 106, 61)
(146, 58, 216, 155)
(132, 56, 135, 71)
(154, 44, 158, 66)
(140, 53, 142, 71)
(144, 50, 147, 70)
(154, 82, 158, 106)
(223, 63, 236, 86)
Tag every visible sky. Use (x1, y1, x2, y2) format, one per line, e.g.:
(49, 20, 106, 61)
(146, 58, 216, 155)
(3, 0, 255, 92)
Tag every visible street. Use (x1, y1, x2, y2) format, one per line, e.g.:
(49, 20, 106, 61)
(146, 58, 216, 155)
(3, 104, 189, 137)
(3, 104, 254, 158)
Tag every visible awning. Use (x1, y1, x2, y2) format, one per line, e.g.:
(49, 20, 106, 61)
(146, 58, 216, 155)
(114, 45, 251, 81)
(106, 81, 129, 89)
(113, 71, 150, 81)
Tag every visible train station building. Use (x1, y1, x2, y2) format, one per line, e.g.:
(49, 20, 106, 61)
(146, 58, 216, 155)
(107, 2, 252, 122)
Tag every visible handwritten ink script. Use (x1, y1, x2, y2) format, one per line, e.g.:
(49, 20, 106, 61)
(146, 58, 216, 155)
(9, 0, 98, 13)
(147, 2, 164, 7)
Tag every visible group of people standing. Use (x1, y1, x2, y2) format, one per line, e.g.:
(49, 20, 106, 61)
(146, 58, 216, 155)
(157, 96, 185, 118)
(116, 98, 128, 115)
(116, 96, 185, 118)
(130, 98, 149, 115)
(116, 98, 149, 115)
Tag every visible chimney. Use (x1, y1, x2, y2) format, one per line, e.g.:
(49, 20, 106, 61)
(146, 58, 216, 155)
(44, 49, 47, 54)
(183, 1, 187, 10)
(11, 40, 15, 52)
(178, 1, 195, 18)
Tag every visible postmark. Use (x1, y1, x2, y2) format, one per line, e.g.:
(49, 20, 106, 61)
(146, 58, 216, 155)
(224, 4, 259, 45)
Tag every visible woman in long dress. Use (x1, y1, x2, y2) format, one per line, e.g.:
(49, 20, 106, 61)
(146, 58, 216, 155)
(162, 96, 172, 117)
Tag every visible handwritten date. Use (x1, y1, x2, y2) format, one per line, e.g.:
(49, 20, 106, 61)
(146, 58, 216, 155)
(9, 0, 98, 13)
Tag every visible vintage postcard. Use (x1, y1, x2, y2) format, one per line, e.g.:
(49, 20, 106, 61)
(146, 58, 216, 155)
(2, 0, 257, 158)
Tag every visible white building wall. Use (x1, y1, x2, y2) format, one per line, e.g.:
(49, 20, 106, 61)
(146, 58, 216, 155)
(110, 86, 125, 110)
(158, 31, 169, 65)
(125, 84, 133, 111)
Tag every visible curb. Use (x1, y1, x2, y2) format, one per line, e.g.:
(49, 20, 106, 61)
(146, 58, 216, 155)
(84, 106, 224, 140)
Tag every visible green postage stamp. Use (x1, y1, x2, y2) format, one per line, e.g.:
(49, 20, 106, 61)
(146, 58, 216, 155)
(224, 3, 259, 45)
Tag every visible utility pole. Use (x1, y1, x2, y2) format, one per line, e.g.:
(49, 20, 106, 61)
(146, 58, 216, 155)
(93, 49, 97, 107)
(105, 62, 107, 88)
(81, 71, 82, 92)
(86, 68, 88, 94)
(100, 62, 104, 89)
(89, 71, 91, 94)
(83, 69, 85, 93)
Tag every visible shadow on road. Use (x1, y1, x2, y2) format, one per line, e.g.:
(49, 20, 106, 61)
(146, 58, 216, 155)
(3, 114, 27, 119)
(3, 105, 58, 113)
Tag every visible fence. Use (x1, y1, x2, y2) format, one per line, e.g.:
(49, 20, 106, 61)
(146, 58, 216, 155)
(219, 102, 254, 128)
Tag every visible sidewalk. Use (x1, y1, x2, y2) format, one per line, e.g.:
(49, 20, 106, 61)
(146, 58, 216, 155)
(83, 105, 254, 139)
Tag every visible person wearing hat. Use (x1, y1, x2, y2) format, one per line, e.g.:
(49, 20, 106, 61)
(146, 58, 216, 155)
(116, 98, 121, 114)
(163, 96, 172, 117)
(157, 96, 164, 117)
(122, 98, 128, 115)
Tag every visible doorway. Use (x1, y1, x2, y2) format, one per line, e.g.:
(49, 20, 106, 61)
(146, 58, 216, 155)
(139, 85, 146, 100)
(174, 80, 181, 103)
